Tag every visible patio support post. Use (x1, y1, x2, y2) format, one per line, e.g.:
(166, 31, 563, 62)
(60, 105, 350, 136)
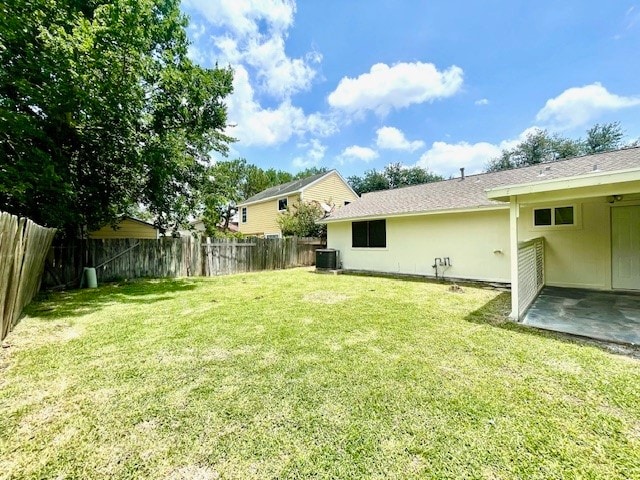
(509, 196, 519, 320)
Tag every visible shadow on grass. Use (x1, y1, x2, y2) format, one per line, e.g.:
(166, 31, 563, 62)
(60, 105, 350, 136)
(324, 269, 511, 290)
(24, 278, 198, 320)
(465, 292, 640, 358)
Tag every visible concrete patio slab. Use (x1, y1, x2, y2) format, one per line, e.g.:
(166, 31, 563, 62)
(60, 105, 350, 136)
(522, 287, 640, 345)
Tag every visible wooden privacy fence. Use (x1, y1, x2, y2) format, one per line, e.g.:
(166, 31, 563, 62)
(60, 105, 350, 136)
(0, 212, 57, 340)
(44, 236, 325, 288)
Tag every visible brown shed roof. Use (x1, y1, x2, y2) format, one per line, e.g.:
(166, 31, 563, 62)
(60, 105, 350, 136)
(324, 147, 640, 222)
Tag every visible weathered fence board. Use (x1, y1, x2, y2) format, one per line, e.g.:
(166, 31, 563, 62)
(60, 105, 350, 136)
(44, 236, 325, 288)
(0, 212, 57, 340)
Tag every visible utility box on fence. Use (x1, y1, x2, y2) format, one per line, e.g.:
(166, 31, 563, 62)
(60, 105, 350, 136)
(316, 249, 338, 270)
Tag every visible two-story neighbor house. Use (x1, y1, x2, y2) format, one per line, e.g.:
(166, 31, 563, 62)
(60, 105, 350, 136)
(237, 170, 358, 237)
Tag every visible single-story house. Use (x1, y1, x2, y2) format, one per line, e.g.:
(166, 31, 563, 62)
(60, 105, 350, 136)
(323, 147, 640, 324)
(238, 170, 359, 237)
(89, 216, 160, 239)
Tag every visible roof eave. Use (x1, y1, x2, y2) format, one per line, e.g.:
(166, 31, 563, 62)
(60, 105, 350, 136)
(486, 168, 640, 201)
(237, 170, 342, 207)
(237, 188, 303, 208)
(321, 204, 508, 224)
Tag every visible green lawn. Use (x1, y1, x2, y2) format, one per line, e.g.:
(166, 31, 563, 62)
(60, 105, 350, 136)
(1, 269, 638, 479)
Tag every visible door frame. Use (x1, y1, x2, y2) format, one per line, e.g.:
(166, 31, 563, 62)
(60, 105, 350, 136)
(611, 204, 640, 291)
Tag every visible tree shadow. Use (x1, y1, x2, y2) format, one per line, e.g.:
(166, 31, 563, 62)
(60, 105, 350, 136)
(465, 292, 640, 359)
(24, 278, 199, 320)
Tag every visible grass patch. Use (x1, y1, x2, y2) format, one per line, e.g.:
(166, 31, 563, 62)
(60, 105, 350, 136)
(1, 268, 639, 479)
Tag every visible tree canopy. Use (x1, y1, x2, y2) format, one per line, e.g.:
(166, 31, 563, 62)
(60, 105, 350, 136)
(486, 122, 632, 172)
(277, 201, 327, 238)
(348, 163, 443, 195)
(0, 0, 234, 235)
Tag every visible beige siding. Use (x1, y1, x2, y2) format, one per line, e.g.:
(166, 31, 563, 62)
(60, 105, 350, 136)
(517, 196, 616, 290)
(239, 194, 300, 236)
(89, 218, 158, 239)
(239, 172, 357, 236)
(303, 172, 358, 207)
(327, 209, 511, 282)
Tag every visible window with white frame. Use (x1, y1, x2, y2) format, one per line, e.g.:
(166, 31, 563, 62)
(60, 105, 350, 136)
(241, 207, 247, 223)
(278, 198, 288, 211)
(533, 206, 574, 227)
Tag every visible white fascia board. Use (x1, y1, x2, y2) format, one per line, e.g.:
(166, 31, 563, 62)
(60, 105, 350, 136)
(237, 190, 303, 208)
(320, 204, 508, 224)
(486, 168, 640, 201)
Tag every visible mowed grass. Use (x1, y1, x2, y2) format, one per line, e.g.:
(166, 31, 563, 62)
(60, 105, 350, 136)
(1, 269, 639, 479)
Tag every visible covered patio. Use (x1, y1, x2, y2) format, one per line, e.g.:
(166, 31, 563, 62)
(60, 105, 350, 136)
(486, 151, 640, 345)
(522, 287, 640, 345)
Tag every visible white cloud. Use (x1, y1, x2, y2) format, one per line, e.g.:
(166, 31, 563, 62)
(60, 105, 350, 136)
(475, 98, 489, 106)
(417, 141, 502, 176)
(292, 139, 326, 169)
(183, 0, 296, 37)
(415, 128, 539, 176)
(536, 83, 640, 129)
(189, 0, 318, 99)
(218, 31, 319, 98)
(375, 126, 425, 152)
(184, 1, 333, 147)
(226, 66, 336, 147)
(226, 66, 305, 146)
(327, 62, 464, 115)
(339, 145, 379, 163)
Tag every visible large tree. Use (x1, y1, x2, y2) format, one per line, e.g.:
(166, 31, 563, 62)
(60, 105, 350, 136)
(348, 163, 443, 195)
(0, 0, 234, 235)
(486, 122, 629, 172)
(584, 122, 625, 154)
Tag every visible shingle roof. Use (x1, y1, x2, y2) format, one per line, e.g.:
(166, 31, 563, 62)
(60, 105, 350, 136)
(325, 147, 640, 222)
(239, 170, 335, 205)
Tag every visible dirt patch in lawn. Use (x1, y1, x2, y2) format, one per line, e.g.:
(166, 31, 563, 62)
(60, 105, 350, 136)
(303, 291, 349, 304)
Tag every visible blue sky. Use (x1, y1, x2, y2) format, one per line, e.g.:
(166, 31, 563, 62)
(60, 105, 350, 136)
(181, 0, 640, 178)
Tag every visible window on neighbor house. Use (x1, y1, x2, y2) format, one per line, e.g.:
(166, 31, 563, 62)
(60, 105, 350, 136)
(278, 198, 288, 211)
(241, 207, 247, 223)
(352, 220, 386, 248)
(534, 206, 574, 227)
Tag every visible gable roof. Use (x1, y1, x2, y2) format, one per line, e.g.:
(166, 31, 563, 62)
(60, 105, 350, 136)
(117, 216, 158, 229)
(324, 147, 640, 223)
(238, 170, 352, 206)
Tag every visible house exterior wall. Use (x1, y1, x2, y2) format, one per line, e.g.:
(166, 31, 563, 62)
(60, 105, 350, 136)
(89, 218, 158, 239)
(239, 194, 300, 236)
(303, 172, 359, 206)
(239, 173, 358, 237)
(327, 209, 511, 282)
(517, 196, 627, 290)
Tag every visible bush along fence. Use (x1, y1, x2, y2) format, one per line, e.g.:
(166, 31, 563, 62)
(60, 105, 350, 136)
(43, 236, 325, 289)
(0, 212, 57, 340)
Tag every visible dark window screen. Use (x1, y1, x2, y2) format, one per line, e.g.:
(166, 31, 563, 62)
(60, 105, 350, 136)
(352, 221, 368, 247)
(352, 220, 386, 247)
(534, 208, 552, 226)
(555, 206, 574, 225)
(368, 220, 386, 247)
